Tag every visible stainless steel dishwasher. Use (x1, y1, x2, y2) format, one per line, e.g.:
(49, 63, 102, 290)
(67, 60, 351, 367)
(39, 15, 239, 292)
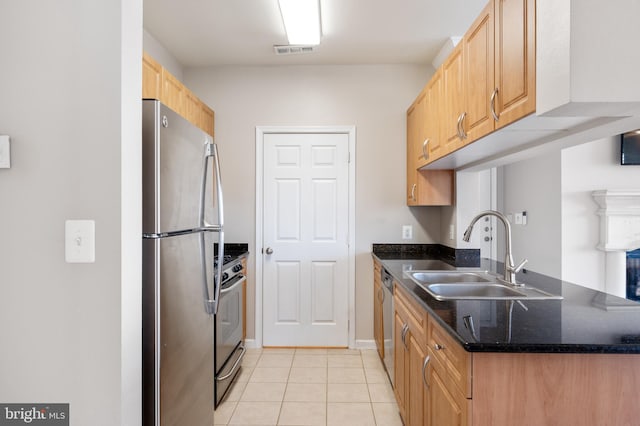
(380, 267, 394, 385)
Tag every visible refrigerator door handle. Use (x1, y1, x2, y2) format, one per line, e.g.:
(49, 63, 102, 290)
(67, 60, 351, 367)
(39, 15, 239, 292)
(143, 225, 222, 239)
(200, 142, 224, 315)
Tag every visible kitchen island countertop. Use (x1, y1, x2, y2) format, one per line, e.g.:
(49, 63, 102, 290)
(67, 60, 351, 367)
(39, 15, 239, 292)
(374, 249, 640, 354)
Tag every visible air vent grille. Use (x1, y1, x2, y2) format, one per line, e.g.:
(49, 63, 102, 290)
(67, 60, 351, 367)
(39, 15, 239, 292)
(273, 45, 318, 55)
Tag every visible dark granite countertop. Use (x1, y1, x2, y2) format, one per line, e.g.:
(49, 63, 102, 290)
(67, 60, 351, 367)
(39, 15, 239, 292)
(373, 245, 640, 354)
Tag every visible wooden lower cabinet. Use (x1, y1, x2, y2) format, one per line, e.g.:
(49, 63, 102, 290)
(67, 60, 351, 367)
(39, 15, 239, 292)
(389, 284, 640, 425)
(394, 284, 429, 426)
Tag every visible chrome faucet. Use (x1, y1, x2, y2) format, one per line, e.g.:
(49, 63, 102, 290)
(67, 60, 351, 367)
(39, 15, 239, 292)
(462, 210, 528, 286)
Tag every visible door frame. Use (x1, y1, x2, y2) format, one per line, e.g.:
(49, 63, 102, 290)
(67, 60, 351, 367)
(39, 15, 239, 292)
(255, 126, 356, 348)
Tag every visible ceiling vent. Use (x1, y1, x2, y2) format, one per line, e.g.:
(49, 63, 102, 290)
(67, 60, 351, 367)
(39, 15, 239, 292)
(273, 45, 318, 55)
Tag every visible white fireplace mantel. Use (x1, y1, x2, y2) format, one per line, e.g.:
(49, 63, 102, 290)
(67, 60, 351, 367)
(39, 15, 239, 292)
(592, 190, 640, 297)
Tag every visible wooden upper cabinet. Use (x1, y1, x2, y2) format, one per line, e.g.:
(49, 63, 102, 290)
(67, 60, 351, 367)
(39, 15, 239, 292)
(406, 81, 453, 207)
(442, 43, 466, 154)
(142, 52, 162, 100)
(142, 52, 215, 136)
(463, 1, 495, 143)
(493, 0, 536, 129)
(409, 0, 536, 167)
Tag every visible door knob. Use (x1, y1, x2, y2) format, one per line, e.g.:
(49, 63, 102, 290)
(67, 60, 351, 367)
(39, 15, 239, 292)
(265, 247, 274, 255)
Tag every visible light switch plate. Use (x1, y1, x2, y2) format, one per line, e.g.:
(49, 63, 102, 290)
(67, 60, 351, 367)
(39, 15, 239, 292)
(65, 220, 95, 263)
(0, 135, 11, 168)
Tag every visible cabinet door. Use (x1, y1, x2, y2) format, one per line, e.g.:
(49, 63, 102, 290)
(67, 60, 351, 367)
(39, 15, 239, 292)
(161, 69, 185, 115)
(184, 88, 202, 130)
(422, 70, 443, 165)
(393, 311, 408, 423)
(406, 99, 421, 206)
(408, 334, 428, 426)
(142, 52, 162, 100)
(463, 2, 495, 143)
(442, 43, 465, 155)
(493, 0, 535, 129)
(428, 362, 467, 426)
(201, 104, 215, 136)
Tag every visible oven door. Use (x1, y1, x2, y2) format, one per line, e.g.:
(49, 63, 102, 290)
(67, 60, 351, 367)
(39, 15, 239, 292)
(215, 273, 246, 406)
(215, 274, 245, 373)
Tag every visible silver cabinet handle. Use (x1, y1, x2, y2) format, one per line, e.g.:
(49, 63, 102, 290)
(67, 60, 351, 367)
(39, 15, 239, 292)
(434, 343, 444, 351)
(411, 184, 417, 202)
(490, 88, 500, 122)
(422, 139, 429, 159)
(456, 113, 464, 139)
(460, 111, 467, 139)
(401, 324, 409, 350)
(422, 355, 430, 389)
(265, 247, 274, 255)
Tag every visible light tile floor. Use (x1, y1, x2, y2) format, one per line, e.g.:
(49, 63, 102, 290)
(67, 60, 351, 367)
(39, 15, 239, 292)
(214, 348, 402, 426)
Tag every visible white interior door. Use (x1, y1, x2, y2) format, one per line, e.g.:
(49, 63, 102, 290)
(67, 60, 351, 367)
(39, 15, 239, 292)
(262, 132, 350, 347)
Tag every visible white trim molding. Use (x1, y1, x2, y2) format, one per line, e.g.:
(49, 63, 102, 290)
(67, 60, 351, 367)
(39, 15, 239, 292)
(255, 126, 357, 349)
(593, 189, 640, 297)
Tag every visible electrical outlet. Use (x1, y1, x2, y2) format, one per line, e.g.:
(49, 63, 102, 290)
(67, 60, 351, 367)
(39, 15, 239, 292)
(402, 225, 413, 240)
(449, 224, 455, 240)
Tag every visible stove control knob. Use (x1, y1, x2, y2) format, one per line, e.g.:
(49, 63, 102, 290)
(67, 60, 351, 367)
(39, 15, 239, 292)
(222, 272, 229, 281)
(233, 264, 243, 273)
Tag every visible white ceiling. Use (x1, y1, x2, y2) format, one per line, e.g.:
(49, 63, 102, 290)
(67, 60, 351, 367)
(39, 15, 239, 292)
(143, 0, 488, 67)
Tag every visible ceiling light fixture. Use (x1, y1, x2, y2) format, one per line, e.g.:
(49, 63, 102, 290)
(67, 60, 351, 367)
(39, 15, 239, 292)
(278, 0, 322, 46)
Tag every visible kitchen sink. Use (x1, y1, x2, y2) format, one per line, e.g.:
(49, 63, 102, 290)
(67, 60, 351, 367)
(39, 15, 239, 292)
(427, 283, 526, 300)
(409, 271, 492, 284)
(406, 270, 563, 301)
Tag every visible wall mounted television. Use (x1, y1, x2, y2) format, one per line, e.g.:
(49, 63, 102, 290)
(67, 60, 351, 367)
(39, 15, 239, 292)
(621, 130, 640, 165)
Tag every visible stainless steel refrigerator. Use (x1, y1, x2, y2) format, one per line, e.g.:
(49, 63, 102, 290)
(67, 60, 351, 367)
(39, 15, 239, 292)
(142, 99, 224, 425)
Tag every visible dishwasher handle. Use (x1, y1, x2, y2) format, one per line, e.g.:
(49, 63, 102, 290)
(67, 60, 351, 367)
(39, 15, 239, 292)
(381, 268, 394, 292)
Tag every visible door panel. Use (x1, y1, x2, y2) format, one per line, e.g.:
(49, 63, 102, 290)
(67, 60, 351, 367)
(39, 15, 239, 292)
(263, 132, 349, 346)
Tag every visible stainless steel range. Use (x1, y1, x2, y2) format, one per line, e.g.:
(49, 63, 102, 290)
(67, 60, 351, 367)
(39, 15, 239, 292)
(214, 256, 246, 407)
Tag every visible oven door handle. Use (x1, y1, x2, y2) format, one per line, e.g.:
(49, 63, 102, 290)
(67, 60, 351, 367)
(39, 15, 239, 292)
(220, 275, 246, 295)
(216, 345, 246, 381)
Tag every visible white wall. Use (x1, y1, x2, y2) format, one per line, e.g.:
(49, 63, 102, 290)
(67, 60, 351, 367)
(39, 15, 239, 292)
(499, 151, 562, 278)
(143, 29, 184, 80)
(184, 64, 436, 342)
(0, 2, 141, 425)
(561, 136, 640, 291)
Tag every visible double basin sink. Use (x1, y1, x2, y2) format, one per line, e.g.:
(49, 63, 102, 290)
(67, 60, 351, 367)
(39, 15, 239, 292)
(406, 270, 562, 301)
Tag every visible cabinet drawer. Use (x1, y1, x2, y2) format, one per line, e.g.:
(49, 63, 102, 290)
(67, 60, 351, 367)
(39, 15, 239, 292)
(428, 316, 472, 398)
(394, 284, 427, 347)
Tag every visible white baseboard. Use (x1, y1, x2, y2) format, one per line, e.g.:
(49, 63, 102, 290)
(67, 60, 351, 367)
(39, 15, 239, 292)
(242, 339, 260, 349)
(354, 339, 377, 350)
(242, 338, 377, 351)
